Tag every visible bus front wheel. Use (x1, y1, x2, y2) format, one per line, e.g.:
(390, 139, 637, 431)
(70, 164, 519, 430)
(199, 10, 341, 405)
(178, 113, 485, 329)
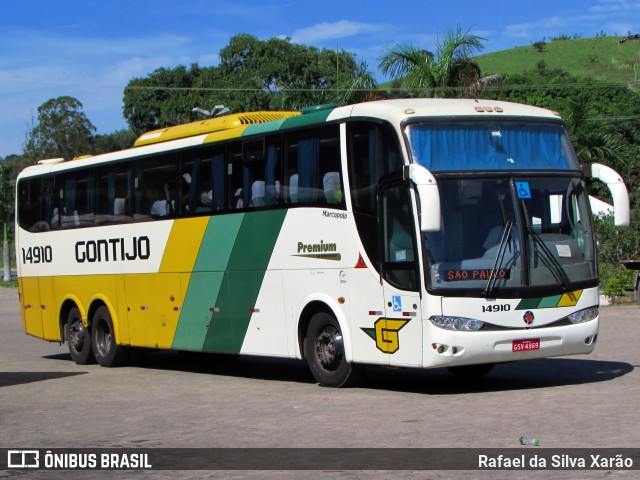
(91, 306, 127, 367)
(306, 312, 364, 388)
(66, 307, 94, 365)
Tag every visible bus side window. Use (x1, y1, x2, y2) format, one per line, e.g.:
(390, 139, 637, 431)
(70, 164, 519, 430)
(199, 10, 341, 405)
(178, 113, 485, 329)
(136, 155, 176, 220)
(285, 126, 342, 208)
(227, 143, 243, 209)
(381, 183, 418, 291)
(347, 121, 404, 272)
(18, 177, 52, 232)
(264, 142, 281, 207)
(96, 164, 132, 224)
(58, 173, 94, 228)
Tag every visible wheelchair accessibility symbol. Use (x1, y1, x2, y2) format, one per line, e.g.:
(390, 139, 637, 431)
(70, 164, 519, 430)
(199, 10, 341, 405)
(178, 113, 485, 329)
(516, 181, 531, 199)
(392, 295, 402, 312)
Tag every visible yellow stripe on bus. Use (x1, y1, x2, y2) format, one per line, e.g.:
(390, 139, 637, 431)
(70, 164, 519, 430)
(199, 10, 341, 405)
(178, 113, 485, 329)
(557, 290, 583, 307)
(159, 217, 209, 273)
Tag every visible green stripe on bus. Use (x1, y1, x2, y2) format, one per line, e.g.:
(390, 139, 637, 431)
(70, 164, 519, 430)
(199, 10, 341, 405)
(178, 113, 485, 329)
(201, 210, 287, 353)
(538, 294, 563, 308)
(239, 108, 334, 138)
(172, 272, 225, 351)
(515, 297, 541, 310)
(194, 215, 245, 272)
(171, 215, 244, 350)
(280, 109, 334, 129)
(242, 119, 291, 137)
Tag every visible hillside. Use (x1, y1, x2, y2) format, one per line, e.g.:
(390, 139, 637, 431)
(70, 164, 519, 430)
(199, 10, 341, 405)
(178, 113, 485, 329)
(475, 36, 640, 83)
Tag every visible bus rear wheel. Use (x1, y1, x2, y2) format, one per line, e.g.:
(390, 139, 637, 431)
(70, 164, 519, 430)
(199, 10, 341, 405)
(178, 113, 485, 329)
(66, 307, 94, 365)
(306, 312, 364, 388)
(91, 306, 127, 367)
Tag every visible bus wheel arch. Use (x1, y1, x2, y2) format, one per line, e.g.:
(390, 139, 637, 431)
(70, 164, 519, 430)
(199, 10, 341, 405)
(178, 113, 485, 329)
(90, 303, 128, 367)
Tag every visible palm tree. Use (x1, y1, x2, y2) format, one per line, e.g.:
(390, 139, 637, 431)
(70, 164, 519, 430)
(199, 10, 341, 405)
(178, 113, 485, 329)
(334, 61, 379, 105)
(379, 26, 486, 98)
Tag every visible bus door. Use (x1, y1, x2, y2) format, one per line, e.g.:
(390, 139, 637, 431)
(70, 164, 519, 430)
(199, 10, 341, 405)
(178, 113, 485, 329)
(379, 182, 423, 366)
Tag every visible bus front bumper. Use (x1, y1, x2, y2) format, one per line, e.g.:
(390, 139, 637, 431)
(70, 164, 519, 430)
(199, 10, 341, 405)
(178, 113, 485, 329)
(423, 317, 599, 368)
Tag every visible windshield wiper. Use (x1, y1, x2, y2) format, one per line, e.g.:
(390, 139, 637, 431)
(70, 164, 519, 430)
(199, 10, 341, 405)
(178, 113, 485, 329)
(518, 197, 572, 291)
(526, 226, 572, 291)
(483, 221, 514, 296)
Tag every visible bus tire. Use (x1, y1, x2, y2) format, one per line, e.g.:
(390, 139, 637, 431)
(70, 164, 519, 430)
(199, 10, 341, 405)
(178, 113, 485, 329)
(447, 363, 495, 379)
(66, 307, 94, 365)
(91, 306, 127, 367)
(306, 312, 364, 388)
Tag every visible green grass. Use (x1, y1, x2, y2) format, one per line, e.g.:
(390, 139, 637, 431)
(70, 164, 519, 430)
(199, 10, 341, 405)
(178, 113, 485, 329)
(475, 36, 640, 83)
(0, 279, 17, 288)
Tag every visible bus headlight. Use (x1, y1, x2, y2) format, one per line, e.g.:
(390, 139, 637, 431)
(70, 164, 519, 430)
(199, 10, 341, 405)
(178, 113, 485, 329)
(429, 315, 484, 331)
(567, 306, 599, 324)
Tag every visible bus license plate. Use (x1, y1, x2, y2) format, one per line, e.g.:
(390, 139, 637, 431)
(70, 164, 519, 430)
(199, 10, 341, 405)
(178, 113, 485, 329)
(512, 339, 540, 352)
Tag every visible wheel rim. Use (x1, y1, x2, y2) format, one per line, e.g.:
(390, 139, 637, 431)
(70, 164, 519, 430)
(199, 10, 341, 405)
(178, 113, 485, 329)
(95, 320, 112, 357)
(69, 318, 85, 352)
(315, 324, 344, 371)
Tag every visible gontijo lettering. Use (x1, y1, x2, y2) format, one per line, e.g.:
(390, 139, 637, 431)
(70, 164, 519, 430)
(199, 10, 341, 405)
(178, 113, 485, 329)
(75, 236, 150, 263)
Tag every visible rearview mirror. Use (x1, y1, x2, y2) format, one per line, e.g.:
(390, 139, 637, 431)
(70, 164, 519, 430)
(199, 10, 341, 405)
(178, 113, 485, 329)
(404, 164, 441, 231)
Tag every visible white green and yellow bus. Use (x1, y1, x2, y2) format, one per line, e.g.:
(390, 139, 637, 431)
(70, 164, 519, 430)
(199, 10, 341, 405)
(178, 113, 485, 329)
(15, 99, 630, 387)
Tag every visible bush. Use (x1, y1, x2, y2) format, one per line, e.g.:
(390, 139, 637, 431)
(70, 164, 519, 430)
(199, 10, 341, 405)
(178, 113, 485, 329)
(532, 41, 547, 53)
(599, 264, 635, 302)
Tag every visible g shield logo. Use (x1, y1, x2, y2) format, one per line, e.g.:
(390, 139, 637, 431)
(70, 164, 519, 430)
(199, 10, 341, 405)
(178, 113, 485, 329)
(362, 318, 409, 354)
(523, 310, 535, 325)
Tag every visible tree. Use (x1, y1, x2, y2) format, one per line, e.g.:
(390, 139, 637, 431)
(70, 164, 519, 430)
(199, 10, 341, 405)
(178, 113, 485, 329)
(379, 25, 485, 97)
(0, 162, 11, 281)
(216, 34, 369, 110)
(333, 60, 380, 105)
(123, 64, 216, 135)
(91, 129, 137, 154)
(123, 35, 375, 134)
(24, 96, 96, 162)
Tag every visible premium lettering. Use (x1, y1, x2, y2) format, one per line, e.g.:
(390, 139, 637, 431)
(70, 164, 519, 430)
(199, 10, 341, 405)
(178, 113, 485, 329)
(297, 240, 337, 254)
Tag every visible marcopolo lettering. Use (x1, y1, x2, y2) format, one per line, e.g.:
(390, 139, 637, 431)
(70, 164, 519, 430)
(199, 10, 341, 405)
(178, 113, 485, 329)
(75, 236, 150, 263)
(322, 210, 347, 219)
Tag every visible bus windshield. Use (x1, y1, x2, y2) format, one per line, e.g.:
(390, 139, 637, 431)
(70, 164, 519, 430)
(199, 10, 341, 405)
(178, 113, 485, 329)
(421, 176, 597, 295)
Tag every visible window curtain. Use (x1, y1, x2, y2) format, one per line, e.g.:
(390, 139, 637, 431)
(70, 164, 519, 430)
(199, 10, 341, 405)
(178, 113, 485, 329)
(212, 153, 225, 211)
(410, 124, 571, 172)
(64, 178, 76, 215)
(107, 173, 116, 214)
(188, 158, 201, 212)
(265, 145, 278, 206)
(298, 138, 319, 203)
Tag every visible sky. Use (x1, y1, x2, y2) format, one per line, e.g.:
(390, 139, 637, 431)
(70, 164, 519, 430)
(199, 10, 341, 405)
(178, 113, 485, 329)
(1, 0, 639, 158)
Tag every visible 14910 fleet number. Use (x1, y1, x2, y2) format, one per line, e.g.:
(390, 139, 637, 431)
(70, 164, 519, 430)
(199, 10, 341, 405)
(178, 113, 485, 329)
(482, 304, 511, 313)
(22, 245, 53, 264)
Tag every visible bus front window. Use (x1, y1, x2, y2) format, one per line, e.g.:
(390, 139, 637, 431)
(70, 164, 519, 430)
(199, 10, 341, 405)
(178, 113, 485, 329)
(423, 177, 596, 295)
